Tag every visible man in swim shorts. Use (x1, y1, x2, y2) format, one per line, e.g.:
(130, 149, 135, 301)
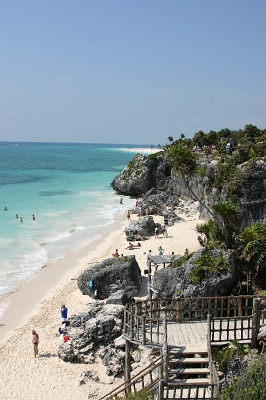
(32, 330, 39, 358)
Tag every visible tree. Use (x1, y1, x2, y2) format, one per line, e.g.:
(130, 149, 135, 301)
(236, 223, 266, 292)
(213, 201, 240, 248)
(193, 130, 205, 147)
(167, 136, 174, 144)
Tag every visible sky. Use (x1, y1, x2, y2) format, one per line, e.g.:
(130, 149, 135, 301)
(0, 0, 266, 145)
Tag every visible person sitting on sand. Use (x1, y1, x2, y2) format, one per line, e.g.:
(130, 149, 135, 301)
(137, 242, 141, 247)
(112, 249, 120, 258)
(125, 242, 134, 250)
(32, 330, 39, 358)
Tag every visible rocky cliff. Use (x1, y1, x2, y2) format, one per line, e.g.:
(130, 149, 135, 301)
(111, 153, 266, 228)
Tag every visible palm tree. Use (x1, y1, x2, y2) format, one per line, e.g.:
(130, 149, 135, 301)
(213, 201, 240, 247)
(236, 223, 266, 292)
(167, 136, 174, 144)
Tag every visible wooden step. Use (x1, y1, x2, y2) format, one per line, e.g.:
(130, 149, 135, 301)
(169, 346, 208, 355)
(169, 357, 208, 364)
(167, 378, 210, 386)
(168, 367, 210, 375)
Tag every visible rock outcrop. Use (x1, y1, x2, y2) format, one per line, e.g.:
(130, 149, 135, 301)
(58, 303, 124, 365)
(111, 152, 266, 228)
(124, 216, 156, 241)
(77, 255, 141, 298)
(152, 248, 236, 298)
(110, 153, 171, 195)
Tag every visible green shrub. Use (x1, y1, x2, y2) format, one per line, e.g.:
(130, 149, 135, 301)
(189, 252, 228, 283)
(218, 353, 266, 400)
(111, 388, 155, 400)
(170, 252, 193, 268)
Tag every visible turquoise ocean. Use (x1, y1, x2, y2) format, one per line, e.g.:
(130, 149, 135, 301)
(0, 142, 148, 316)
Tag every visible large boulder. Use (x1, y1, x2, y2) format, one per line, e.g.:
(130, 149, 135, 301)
(152, 248, 236, 298)
(110, 153, 171, 196)
(77, 255, 141, 298)
(58, 303, 124, 364)
(124, 216, 155, 241)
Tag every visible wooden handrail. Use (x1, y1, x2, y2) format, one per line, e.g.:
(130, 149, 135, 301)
(100, 355, 164, 400)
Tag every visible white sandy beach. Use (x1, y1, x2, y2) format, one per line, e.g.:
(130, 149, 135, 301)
(0, 208, 204, 400)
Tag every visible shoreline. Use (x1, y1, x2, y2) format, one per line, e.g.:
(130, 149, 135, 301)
(0, 213, 128, 344)
(0, 208, 204, 399)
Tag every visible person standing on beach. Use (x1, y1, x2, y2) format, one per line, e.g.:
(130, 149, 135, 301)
(120, 198, 123, 205)
(127, 211, 131, 221)
(32, 330, 39, 358)
(158, 246, 164, 255)
(146, 250, 151, 265)
(61, 305, 68, 321)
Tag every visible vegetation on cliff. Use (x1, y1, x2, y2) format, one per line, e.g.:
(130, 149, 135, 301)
(163, 125, 266, 293)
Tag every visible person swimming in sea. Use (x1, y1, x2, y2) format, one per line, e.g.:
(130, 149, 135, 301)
(32, 214, 35, 220)
(4, 207, 8, 211)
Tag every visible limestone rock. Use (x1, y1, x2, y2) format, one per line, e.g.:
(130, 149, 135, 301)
(58, 304, 124, 363)
(110, 153, 171, 196)
(102, 347, 125, 376)
(124, 216, 155, 241)
(106, 289, 135, 306)
(152, 248, 236, 298)
(77, 255, 141, 298)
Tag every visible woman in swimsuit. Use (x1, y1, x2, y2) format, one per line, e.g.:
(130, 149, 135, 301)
(32, 330, 39, 358)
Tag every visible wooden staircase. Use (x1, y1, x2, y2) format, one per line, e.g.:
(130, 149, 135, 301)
(164, 346, 215, 399)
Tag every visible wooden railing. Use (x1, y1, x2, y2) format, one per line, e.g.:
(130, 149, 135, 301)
(208, 316, 253, 343)
(124, 296, 266, 347)
(126, 296, 266, 321)
(164, 384, 218, 400)
(100, 354, 164, 400)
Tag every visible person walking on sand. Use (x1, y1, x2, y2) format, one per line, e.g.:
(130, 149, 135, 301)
(120, 198, 123, 205)
(61, 305, 68, 321)
(127, 211, 131, 221)
(32, 330, 39, 358)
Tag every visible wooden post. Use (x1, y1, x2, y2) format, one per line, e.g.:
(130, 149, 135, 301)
(162, 316, 168, 383)
(142, 315, 146, 345)
(158, 347, 164, 399)
(130, 312, 134, 340)
(251, 298, 261, 348)
(125, 338, 131, 393)
(207, 313, 213, 384)
(148, 259, 152, 299)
